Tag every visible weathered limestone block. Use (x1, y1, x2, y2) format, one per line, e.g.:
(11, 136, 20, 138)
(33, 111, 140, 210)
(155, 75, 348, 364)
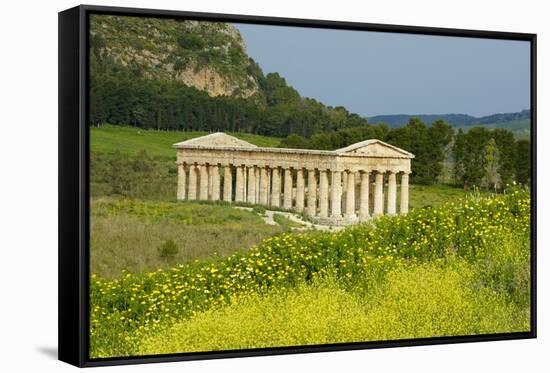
(373, 171, 384, 216)
(400, 172, 410, 214)
(271, 167, 281, 207)
(345, 171, 357, 220)
(199, 164, 209, 200)
(359, 172, 370, 220)
(387, 171, 397, 215)
(223, 165, 232, 202)
(259, 167, 269, 205)
(331, 171, 342, 218)
(211, 165, 220, 201)
(307, 169, 317, 217)
(283, 168, 293, 209)
(177, 162, 186, 201)
(319, 170, 329, 218)
(235, 165, 245, 202)
(247, 166, 257, 204)
(295, 169, 305, 212)
(188, 164, 198, 200)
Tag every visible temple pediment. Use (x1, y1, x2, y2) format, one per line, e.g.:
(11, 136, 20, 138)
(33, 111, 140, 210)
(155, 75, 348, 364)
(174, 133, 257, 149)
(336, 140, 414, 158)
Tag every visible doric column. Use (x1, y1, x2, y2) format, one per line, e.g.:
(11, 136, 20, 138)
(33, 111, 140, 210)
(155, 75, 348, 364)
(319, 170, 329, 218)
(283, 168, 293, 209)
(359, 171, 370, 220)
(177, 162, 186, 201)
(387, 172, 397, 215)
(208, 165, 214, 198)
(306, 169, 317, 217)
(255, 167, 261, 202)
(342, 171, 348, 214)
(331, 171, 342, 218)
(345, 171, 357, 220)
(270, 167, 281, 207)
(259, 167, 269, 205)
(199, 164, 209, 200)
(400, 172, 410, 214)
(295, 169, 305, 212)
(247, 166, 257, 204)
(223, 166, 233, 202)
(210, 165, 220, 201)
(373, 171, 384, 216)
(188, 164, 198, 200)
(235, 165, 245, 202)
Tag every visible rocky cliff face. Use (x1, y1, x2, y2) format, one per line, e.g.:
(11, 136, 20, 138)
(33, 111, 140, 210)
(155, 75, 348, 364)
(90, 15, 261, 99)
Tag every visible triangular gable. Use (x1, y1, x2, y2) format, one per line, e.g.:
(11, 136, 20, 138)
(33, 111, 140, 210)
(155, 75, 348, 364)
(336, 139, 414, 158)
(173, 132, 257, 149)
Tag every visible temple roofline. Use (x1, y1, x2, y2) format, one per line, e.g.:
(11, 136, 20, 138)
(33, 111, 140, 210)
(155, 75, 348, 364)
(173, 133, 414, 159)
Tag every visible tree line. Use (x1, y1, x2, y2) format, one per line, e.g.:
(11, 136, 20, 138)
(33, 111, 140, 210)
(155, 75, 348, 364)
(281, 119, 531, 189)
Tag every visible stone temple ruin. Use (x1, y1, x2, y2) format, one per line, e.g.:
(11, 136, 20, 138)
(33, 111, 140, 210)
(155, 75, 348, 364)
(174, 133, 414, 225)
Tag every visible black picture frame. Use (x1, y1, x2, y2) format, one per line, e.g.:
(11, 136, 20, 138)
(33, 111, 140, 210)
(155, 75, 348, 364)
(58, 4, 537, 367)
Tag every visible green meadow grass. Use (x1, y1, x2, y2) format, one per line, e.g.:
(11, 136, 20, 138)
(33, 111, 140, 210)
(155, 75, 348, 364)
(90, 124, 282, 158)
(407, 183, 490, 210)
(90, 198, 287, 278)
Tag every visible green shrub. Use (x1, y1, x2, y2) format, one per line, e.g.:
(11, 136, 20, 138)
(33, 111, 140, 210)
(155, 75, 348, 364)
(157, 239, 179, 258)
(252, 205, 266, 215)
(176, 34, 204, 50)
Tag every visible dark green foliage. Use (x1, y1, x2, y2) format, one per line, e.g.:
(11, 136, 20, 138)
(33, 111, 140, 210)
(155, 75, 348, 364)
(158, 239, 179, 258)
(454, 127, 492, 189)
(176, 34, 205, 50)
(279, 134, 310, 149)
(492, 129, 517, 186)
(453, 127, 529, 189)
(515, 139, 531, 185)
(386, 118, 453, 184)
(483, 138, 500, 190)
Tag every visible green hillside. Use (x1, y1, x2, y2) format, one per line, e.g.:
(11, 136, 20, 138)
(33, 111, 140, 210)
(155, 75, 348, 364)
(90, 124, 282, 158)
(455, 118, 530, 140)
(90, 15, 376, 138)
(369, 111, 531, 139)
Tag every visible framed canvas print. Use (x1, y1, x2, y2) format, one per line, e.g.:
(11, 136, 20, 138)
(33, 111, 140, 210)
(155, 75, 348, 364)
(58, 4, 537, 367)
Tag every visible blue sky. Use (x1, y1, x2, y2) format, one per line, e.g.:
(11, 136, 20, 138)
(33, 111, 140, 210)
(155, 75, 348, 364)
(234, 23, 530, 117)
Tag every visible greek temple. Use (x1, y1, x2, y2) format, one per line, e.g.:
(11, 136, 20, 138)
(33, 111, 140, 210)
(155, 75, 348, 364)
(174, 133, 414, 225)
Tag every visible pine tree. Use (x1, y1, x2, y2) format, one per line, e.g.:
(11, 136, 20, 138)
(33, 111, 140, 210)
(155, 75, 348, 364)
(515, 139, 531, 185)
(482, 138, 500, 190)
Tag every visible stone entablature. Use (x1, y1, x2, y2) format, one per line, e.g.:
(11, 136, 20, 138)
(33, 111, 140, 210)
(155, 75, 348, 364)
(174, 133, 414, 225)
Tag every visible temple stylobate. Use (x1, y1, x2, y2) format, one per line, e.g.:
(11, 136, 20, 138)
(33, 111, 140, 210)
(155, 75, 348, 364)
(174, 133, 414, 225)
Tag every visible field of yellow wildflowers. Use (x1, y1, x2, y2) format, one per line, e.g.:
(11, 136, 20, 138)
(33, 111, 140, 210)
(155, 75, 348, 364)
(90, 188, 531, 358)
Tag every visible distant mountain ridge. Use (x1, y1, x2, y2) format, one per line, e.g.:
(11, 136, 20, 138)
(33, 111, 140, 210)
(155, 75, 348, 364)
(368, 109, 530, 128)
(368, 110, 531, 139)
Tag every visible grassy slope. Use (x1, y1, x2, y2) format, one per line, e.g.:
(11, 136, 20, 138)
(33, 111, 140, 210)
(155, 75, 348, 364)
(456, 118, 531, 140)
(91, 198, 287, 278)
(408, 184, 489, 210)
(90, 124, 282, 158)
